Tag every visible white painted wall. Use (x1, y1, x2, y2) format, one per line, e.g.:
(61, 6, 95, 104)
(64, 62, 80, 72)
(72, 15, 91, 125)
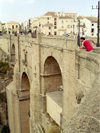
(81, 18, 97, 37)
(46, 92, 62, 126)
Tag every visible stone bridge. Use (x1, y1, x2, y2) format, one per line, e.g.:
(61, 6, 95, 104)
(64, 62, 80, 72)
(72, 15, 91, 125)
(0, 34, 99, 133)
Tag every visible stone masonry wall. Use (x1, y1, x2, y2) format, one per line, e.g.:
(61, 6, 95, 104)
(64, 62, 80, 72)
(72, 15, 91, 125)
(75, 48, 100, 104)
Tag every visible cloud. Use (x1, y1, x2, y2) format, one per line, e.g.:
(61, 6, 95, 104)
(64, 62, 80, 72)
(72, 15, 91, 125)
(23, 0, 34, 4)
(0, 0, 14, 2)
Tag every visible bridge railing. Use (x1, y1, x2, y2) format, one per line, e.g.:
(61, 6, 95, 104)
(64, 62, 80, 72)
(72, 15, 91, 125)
(40, 36, 78, 50)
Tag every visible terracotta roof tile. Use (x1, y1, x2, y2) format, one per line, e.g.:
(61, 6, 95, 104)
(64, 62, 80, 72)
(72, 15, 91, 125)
(43, 12, 57, 17)
(77, 16, 98, 22)
(77, 16, 84, 19)
(86, 17, 97, 22)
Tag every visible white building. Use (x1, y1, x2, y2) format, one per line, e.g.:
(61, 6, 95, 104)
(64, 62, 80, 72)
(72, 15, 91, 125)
(23, 21, 28, 32)
(77, 16, 98, 37)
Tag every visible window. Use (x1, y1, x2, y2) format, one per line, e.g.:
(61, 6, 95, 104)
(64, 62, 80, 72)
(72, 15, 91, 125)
(39, 23, 41, 27)
(54, 22, 57, 25)
(92, 34, 94, 36)
(83, 23, 85, 28)
(82, 32, 84, 35)
(54, 32, 57, 35)
(16, 25, 18, 28)
(47, 17, 49, 20)
(67, 25, 70, 28)
(54, 26, 57, 29)
(12, 25, 14, 29)
(62, 26, 63, 28)
(49, 27, 51, 29)
(49, 32, 51, 35)
(62, 20, 63, 23)
(54, 18, 57, 21)
(73, 25, 75, 28)
(91, 28, 94, 32)
(92, 24, 94, 26)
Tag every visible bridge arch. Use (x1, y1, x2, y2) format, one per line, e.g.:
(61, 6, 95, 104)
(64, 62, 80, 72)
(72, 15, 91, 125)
(21, 72, 30, 91)
(43, 56, 62, 94)
(20, 72, 30, 133)
(41, 56, 63, 118)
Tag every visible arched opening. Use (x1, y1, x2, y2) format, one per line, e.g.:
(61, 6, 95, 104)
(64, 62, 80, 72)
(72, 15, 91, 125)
(19, 72, 30, 133)
(44, 56, 62, 94)
(11, 44, 15, 62)
(21, 72, 30, 97)
(43, 56, 62, 125)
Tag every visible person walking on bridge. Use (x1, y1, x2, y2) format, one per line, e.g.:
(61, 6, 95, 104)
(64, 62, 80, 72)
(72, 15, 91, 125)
(80, 37, 94, 52)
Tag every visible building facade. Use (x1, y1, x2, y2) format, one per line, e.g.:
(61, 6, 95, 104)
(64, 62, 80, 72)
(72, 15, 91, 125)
(77, 16, 98, 37)
(31, 11, 77, 36)
(5, 21, 19, 34)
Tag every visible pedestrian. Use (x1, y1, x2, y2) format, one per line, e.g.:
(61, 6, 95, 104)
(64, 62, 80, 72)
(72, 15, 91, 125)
(80, 37, 94, 52)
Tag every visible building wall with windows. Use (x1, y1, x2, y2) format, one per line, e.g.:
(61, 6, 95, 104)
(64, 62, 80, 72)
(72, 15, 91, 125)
(5, 21, 19, 34)
(31, 17, 40, 33)
(39, 12, 58, 35)
(58, 16, 77, 35)
(31, 12, 77, 36)
(78, 16, 97, 37)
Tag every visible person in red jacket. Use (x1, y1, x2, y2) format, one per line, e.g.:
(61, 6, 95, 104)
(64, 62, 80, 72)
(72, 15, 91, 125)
(80, 37, 94, 51)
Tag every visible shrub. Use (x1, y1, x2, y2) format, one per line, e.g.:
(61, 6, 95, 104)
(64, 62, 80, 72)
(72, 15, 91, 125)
(0, 62, 9, 68)
(0, 62, 9, 73)
(0, 93, 6, 102)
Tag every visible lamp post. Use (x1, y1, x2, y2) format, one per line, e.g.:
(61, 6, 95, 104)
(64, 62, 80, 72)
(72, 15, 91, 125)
(92, 1, 100, 47)
(77, 19, 80, 47)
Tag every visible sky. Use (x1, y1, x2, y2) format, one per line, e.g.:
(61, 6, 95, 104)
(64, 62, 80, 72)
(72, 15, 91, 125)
(0, 0, 99, 24)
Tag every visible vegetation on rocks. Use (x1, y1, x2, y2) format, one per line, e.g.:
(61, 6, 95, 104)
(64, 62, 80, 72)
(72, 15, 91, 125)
(0, 92, 6, 102)
(0, 61, 13, 132)
(1, 125, 10, 133)
(0, 62, 9, 74)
